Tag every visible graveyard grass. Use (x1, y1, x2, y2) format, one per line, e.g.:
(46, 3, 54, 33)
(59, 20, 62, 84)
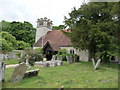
(3, 61, 119, 88)
(2, 59, 19, 65)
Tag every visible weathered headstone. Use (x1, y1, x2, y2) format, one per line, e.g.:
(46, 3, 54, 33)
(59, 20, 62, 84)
(56, 60, 63, 66)
(0, 62, 6, 82)
(0, 61, 2, 90)
(92, 59, 101, 70)
(94, 59, 101, 70)
(92, 58, 95, 67)
(66, 56, 73, 64)
(57, 56, 62, 61)
(34, 61, 43, 65)
(23, 69, 40, 78)
(49, 60, 57, 67)
(73, 55, 78, 63)
(52, 55, 56, 60)
(43, 58, 47, 62)
(10, 62, 27, 82)
(43, 61, 50, 67)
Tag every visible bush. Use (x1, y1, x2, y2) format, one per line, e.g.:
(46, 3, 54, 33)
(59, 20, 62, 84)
(17, 41, 31, 50)
(20, 49, 43, 66)
(16, 52, 21, 58)
(55, 53, 79, 62)
(57, 49, 68, 55)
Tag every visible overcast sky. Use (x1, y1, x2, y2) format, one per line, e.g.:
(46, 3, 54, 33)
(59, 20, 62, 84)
(0, 0, 89, 27)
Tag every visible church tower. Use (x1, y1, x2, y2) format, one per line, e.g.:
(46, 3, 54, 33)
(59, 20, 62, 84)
(35, 17, 53, 42)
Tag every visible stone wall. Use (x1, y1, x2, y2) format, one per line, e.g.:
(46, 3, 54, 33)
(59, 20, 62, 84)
(0, 50, 23, 60)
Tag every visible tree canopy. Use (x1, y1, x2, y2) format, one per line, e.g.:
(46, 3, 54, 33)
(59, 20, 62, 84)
(0, 31, 31, 53)
(64, 2, 120, 62)
(1, 20, 36, 46)
(0, 31, 18, 52)
(52, 25, 66, 30)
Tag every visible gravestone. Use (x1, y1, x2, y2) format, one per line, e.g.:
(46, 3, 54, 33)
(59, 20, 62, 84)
(57, 56, 62, 61)
(66, 56, 73, 64)
(49, 60, 57, 67)
(25, 55, 31, 68)
(92, 58, 95, 67)
(92, 59, 101, 70)
(10, 62, 27, 82)
(52, 55, 56, 60)
(0, 62, 6, 83)
(34, 61, 43, 65)
(94, 59, 101, 70)
(73, 55, 78, 63)
(43, 61, 50, 67)
(23, 69, 40, 78)
(56, 60, 63, 66)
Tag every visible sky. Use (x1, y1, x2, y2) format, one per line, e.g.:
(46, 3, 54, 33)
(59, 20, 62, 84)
(0, 0, 88, 27)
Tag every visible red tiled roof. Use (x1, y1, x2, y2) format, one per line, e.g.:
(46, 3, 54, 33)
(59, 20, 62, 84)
(43, 41, 61, 51)
(34, 30, 72, 49)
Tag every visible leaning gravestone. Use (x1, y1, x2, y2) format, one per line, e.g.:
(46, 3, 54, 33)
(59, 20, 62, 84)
(10, 62, 27, 82)
(0, 62, 6, 82)
(92, 58, 101, 70)
(0, 62, 6, 90)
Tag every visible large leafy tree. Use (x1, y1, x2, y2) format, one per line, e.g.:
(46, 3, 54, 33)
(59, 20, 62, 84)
(0, 31, 31, 53)
(1, 21, 36, 46)
(0, 31, 18, 52)
(64, 2, 119, 62)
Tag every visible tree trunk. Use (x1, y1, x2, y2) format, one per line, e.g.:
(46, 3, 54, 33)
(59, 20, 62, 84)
(88, 49, 96, 61)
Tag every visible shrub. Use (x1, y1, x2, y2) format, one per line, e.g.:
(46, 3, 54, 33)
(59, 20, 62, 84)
(55, 53, 79, 62)
(20, 48, 43, 66)
(16, 52, 21, 58)
(57, 49, 68, 55)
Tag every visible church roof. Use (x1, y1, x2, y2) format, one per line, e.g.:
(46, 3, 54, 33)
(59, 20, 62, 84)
(43, 41, 61, 51)
(33, 30, 72, 50)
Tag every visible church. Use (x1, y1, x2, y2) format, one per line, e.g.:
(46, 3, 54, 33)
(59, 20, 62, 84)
(33, 17, 89, 61)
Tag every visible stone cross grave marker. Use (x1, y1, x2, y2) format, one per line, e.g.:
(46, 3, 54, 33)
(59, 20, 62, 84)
(10, 62, 27, 82)
(25, 55, 30, 67)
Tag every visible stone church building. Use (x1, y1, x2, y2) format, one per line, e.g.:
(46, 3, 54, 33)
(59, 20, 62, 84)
(33, 17, 89, 61)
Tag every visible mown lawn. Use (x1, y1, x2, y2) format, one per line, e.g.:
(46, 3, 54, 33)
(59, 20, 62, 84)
(2, 61, 119, 88)
(2, 59, 19, 65)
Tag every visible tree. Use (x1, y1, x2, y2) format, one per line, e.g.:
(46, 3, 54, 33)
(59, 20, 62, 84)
(1, 20, 36, 46)
(17, 41, 31, 50)
(0, 31, 18, 52)
(64, 2, 119, 62)
(52, 25, 66, 30)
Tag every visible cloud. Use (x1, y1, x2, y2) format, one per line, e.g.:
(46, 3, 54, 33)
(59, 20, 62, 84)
(0, 0, 85, 27)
